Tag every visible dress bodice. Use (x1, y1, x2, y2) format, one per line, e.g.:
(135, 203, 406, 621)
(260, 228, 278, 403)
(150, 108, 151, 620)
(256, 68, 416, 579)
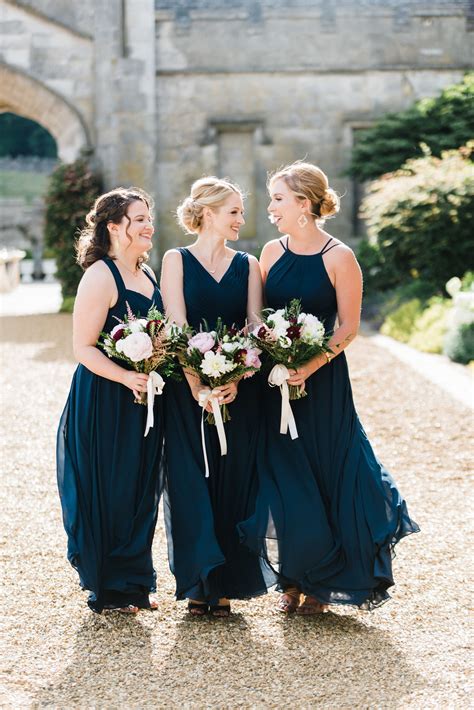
(264, 239, 338, 332)
(102, 257, 163, 333)
(177, 248, 249, 330)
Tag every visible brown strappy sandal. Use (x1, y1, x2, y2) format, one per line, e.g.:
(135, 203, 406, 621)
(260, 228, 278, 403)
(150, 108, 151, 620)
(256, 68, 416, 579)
(296, 595, 328, 615)
(277, 586, 301, 613)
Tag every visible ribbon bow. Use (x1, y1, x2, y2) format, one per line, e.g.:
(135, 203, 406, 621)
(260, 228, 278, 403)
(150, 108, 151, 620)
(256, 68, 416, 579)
(144, 371, 165, 437)
(198, 389, 228, 477)
(268, 364, 298, 440)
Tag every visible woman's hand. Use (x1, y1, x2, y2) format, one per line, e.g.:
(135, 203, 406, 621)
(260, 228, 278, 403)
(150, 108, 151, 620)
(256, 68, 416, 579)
(121, 370, 149, 399)
(286, 355, 326, 388)
(213, 380, 239, 406)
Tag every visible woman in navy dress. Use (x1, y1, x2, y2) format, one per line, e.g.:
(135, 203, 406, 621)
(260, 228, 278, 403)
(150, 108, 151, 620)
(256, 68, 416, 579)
(161, 177, 272, 617)
(239, 161, 419, 614)
(57, 188, 164, 614)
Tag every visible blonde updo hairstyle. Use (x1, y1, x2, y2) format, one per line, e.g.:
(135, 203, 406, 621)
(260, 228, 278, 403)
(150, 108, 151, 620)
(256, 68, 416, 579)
(177, 176, 243, 235)
(269, 161, 340, 220)
(76, 187, 153, 269)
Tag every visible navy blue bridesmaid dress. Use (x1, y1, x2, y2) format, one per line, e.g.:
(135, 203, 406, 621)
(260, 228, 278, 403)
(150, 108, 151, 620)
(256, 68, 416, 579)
(56, 257, 165, 613)
(163, 248, 272, 604)
(239, 238, 419, 609)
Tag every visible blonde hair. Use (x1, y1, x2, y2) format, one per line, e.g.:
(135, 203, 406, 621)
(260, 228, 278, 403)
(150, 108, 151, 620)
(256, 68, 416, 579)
(176, 176, 243, 234)
(269, 160, 340, 219)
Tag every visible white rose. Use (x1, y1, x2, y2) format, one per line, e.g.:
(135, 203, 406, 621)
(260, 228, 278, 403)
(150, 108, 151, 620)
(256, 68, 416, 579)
(128, 318, 148, 333)
(119, 332, 153, 362)
(222, 342, 240, 353)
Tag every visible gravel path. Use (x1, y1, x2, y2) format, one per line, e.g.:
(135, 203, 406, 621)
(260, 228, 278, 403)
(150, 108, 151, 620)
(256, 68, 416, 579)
(0, 314, 472, 709)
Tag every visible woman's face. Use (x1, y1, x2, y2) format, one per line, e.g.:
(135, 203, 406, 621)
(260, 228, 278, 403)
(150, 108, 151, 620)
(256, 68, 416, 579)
(112, 199, 155, 254)
(210, 193, 245, 241)
(268, 178, 305, 234)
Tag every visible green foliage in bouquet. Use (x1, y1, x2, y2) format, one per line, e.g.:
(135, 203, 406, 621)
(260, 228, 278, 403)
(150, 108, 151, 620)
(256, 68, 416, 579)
(348, 73, 474, 180)
(359, 144, 474, 295)
(44, 156, 102, 301)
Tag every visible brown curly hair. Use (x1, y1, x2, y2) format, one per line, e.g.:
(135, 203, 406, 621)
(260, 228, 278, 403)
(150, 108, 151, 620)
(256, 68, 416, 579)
(76, 187, 153, 269)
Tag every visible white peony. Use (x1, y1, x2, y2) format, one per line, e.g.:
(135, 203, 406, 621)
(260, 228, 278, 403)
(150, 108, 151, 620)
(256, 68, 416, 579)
(128, 318, 148, 333)
(299, 313, 325, 345)
(269, 312, 291, 339)
(117, 332, 153, 362)
(200, 351, 237, 378)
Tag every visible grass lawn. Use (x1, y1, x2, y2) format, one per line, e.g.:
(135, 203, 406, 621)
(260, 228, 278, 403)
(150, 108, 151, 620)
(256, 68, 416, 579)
(0, 169, 48, 202)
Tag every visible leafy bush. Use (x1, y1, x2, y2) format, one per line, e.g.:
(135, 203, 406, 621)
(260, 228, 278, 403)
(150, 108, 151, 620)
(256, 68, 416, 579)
(408, 298, 452, 353)
(380, 299, 424, 342)
(359, 144, 474, 294)
(44, 157, 101, 300)
(444, 322, 474, 364)
(349, 73, 474, 180)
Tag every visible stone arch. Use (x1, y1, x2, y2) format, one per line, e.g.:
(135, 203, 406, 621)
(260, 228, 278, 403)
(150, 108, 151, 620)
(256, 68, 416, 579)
(0, 62, 91, 163)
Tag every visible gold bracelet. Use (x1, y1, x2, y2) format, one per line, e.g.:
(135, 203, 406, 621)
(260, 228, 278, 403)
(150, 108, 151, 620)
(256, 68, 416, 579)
(324, 352, 333, 365)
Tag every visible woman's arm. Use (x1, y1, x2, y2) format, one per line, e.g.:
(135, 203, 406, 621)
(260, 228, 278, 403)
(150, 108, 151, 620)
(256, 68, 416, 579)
(246, 254, 263, 328)
(288, 247, 362, 387)
(73, 262, 149, 395)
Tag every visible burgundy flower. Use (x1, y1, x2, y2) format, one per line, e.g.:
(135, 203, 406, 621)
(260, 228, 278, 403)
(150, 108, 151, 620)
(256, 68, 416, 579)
(235, 348, 247, 363)
(257, 326, 268, 339)
(286, 324, 301, 341)
(112, 326, 126, 341)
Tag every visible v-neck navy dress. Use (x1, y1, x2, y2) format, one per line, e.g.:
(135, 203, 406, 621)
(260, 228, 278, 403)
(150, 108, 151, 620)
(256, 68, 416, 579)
(239, 238, 419, 609)
(163, 248, 271, 604)
(56, 257, 165, 613)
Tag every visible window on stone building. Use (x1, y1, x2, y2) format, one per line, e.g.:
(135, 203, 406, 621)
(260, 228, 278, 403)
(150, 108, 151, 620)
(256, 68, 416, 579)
(217, 128, 256, 243)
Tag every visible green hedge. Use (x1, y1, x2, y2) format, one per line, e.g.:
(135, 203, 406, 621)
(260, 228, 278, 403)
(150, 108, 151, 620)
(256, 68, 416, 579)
(44, 157, 101, 300)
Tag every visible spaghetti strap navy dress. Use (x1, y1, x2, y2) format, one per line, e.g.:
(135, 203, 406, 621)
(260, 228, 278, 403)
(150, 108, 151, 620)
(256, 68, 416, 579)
(239, 238, 419, 609)
(163, 248, 271, 605)
(56, 257, 165, 613)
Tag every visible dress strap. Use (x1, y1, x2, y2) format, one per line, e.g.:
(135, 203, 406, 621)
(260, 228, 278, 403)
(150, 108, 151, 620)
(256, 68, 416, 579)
(103, 257, 127, 298)
(319, 238, 339, 255)
(279, 237, 289, 252)
(141, 263, 158, 287)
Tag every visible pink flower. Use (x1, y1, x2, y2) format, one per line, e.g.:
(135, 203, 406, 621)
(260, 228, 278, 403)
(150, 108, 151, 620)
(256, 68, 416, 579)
(244, 348, 262, 370)
(116, 332, 153, 362)
(187, 331, 215, 354)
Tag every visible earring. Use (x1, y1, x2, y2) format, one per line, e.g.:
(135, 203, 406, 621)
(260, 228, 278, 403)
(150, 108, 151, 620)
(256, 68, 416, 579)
(298, 213, 308, 228)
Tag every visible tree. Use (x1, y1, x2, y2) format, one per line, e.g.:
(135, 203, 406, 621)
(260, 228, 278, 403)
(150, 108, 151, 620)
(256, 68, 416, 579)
(348, 73, 474, 181)
(44, 158, 102, 301)
(358, 144, 474, 293)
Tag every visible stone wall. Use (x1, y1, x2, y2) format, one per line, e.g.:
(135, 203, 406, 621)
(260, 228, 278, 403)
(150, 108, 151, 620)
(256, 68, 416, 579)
(154, 0, 472, 252)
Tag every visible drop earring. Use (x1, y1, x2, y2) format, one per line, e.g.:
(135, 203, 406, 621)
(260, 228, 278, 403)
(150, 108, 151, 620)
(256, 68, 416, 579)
(298, 213, 308, 228)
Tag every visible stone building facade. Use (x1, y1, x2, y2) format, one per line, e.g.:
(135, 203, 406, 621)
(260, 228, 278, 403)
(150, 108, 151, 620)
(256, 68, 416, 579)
(0, 0, 472, 257)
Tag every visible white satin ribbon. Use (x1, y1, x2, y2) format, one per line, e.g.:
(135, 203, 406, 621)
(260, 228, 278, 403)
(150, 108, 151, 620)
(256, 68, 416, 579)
(268, 364, 299, 440)
(198, 388, 228, 477)
(144, 371, 165, 437)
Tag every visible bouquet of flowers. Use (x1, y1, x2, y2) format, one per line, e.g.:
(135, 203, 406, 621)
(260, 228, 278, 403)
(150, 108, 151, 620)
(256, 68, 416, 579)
(251, 298, 332, 400)
(99, 302, 183, 435)
(178, 319, 262, 425)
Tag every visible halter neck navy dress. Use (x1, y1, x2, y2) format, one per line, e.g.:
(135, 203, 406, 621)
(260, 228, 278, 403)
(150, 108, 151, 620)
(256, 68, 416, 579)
(163, 248, 270, 604)
(239, 238, 419, 609)
(56, 257, 164, 613)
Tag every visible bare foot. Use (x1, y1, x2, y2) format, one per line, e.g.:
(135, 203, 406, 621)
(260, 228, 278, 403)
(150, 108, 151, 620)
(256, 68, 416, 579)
(188, 599, 208, 616)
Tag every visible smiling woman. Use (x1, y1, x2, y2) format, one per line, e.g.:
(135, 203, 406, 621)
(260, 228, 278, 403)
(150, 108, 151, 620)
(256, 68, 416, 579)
(56, 187, 165, 614)
(160, 176, 274, 617)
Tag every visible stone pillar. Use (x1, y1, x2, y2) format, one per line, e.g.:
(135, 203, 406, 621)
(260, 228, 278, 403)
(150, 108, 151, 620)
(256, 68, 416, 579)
(93, 0, 156, 194)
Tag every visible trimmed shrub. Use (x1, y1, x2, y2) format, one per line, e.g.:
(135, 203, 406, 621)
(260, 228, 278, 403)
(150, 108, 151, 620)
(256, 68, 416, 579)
(444, 322, 474, 364)
(44, 157, 101, 300)
(348, 73, 474, 180)
(359, 144, 474, 294)
(380, 299, 425, 342)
